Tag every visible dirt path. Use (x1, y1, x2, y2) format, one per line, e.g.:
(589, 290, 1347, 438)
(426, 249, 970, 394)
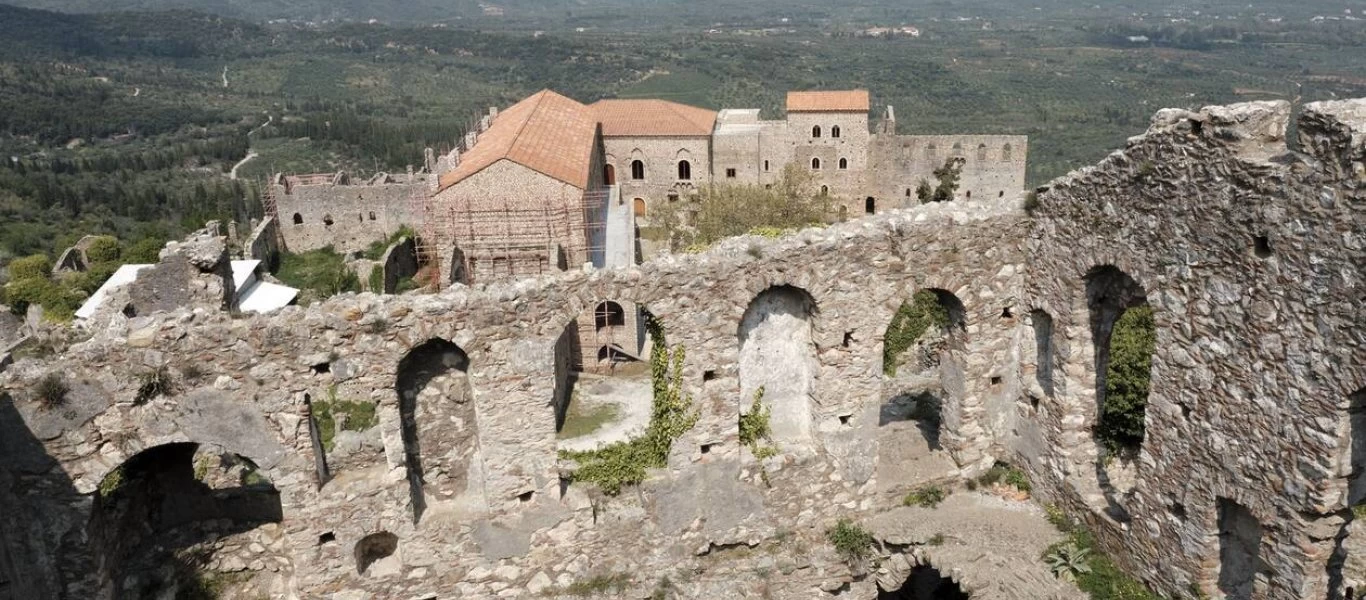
(229, 151, 258, 180)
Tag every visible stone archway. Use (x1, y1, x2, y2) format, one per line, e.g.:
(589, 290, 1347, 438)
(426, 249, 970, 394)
(739, 285, 818, 445)
(396, 338, 476, 523)
(89, 442, 284, 599)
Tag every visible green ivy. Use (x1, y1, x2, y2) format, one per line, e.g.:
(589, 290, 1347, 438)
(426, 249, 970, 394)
(559, 316, 699, 495)
(1096, 305, 1156, 454)
(883, 290, 951, 376)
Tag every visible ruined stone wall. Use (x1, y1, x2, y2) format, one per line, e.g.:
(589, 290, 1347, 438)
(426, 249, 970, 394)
(1, 98, 1361, 600)
(868, 134, 1028, 211)
(1020, 99, 1365, 599)
(273, 174, 429, 254)
(244, 216, 281, 268)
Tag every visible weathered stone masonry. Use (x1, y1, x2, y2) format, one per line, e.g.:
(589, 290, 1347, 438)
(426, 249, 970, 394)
(0, 98, 1361, 600)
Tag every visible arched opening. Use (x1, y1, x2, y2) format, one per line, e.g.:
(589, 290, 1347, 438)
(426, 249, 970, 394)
(292, 213, 303, 225)
(820, 185, 830, 196)
(396, 339, 474, 523)
(878, 564, 970, 599)
(594, 301, 627, 330)
(633, 198, 647, 217)
(831, 125, 841, 138)
(630, 160, 645, 180)
(368, 211, 377, 221)
(976, 143, 988, 161)
(323, 214, 334, 227)
(812, 157, 822, 170)
(812, 125, 822, 138)
(951, 142, 963, 156)
(354, 532, 400, 577)
(90, 443, 283, 599)
(677, 160, 692, 181)
(926, 144, 938, 159)
(604, 163, 616, 185)
(839, 157, 849, 170)
(865, 197, 876, 214)
(881, 289, 967, 457)
(556, 307, 653, 448)
(1030, 309, 1057, 399)
(1002, 144, 1013, 161)
(1217, 498, 1265, 599)
(739, 285, 817, 445)
(1085, 265, 1155, 518)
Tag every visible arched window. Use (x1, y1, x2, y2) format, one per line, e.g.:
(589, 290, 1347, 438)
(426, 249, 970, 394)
(865, 197, 876, 214)
(812, 125, 822, 138)
(811, 157, 821, 170)
(633, 198, 646, 217)
(820, 185, 829, 196)
(594, 301, 626, 330)
(838, 158, 848, 170)
(1003, 144, 1013, 161)
(677, 160, 692, 181)
(604, 163, 616, 185)
(292, 213, 303, 225)
(926, 144, 938, 159)
(831, 125, 841, 138)
(977, 143, 988, 161)
(905, 188, 912, 198)
(952, 142, 963, 156)
(368, 211, 377, 221)
(630, 160, 645, 180)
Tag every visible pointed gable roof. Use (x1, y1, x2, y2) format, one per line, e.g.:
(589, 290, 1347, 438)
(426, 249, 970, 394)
(786, 90, 870, 113)
(588, 99, 718, 137)
(438, 90, 598, 192)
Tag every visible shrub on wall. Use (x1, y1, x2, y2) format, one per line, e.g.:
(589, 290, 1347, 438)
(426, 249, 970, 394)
(654, 165, 829, 252)
(1096, 305, 1156, 454)
(882, 290, 951, 376)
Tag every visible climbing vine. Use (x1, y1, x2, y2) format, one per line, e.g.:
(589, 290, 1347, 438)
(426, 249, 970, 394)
(560, 314, 699, 495)
(1096, 305, 1156, 455)
(882, 290, 951, 376)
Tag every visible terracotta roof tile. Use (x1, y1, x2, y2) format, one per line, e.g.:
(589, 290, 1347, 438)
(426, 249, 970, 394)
(438, 90, 597, 191)
(588, 99, 717, 137)
(786, 90, 870, 113)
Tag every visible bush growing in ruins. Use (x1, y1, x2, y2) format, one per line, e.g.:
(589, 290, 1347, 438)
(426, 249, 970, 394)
(903, 484, 948, 508)
(974, 461, 1032, 494)
(1043, 520, 1160, 599)
(1096, 305, 1156, 455)
(916, 157, 965, 204)
(655, 165, 829, 252)
(883, 290, 951, 376)
(739, 387, 778, 459)
(33, 372, 69, 408)
(134, 366, 175, 405)
(559, 315, 698, 495)
(826, 518, 876, 564)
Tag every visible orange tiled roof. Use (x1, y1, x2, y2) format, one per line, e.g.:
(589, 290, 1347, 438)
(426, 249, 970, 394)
(438, 90, 598, 191)
(588, 99, 718, 137)
(786, 90, 870, 113)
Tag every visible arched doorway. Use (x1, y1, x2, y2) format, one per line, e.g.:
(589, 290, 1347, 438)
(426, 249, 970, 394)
(739, 285, 818, 444)
(633, 198, 647, 218)
(878, 564, 970, 599)
(396, 338, 475, 523)
(90, 443, 283, 599)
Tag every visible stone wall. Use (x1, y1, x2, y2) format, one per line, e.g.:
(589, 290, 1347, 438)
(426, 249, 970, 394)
(868, 134, 1029, 211)
(273, 172, 429, 254)
(1, 98, 1362, 600)
(244, 216, 281, 270)
(604, 135, 712, 221)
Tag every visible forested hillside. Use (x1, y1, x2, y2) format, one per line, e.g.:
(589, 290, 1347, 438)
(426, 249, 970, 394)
(1, 0, 1364, 273)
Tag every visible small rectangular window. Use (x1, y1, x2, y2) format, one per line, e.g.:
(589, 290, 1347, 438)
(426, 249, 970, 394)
(763, 160, 770, 171)
(726, 168, 737, 178)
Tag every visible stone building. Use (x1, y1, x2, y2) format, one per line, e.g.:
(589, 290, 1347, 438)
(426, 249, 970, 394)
(270, 171, 431, 254)
(0, 97, 1363, 600)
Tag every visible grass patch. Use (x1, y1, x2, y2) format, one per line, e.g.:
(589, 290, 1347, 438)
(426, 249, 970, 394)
(134, 366, 174, 405)
(33, 372, 69, 408)
(557, 393, 621, 440)
(826, 518, 876, 564)
(903, 484, 948, 508)
(275, 246, 360, 301)
(551, 573, 632, 597)
(313, 385, 379, 452)
(973, 461, 1032, 493)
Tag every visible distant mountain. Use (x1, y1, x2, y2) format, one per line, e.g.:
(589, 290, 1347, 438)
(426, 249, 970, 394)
(0, 0, 489, 23)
